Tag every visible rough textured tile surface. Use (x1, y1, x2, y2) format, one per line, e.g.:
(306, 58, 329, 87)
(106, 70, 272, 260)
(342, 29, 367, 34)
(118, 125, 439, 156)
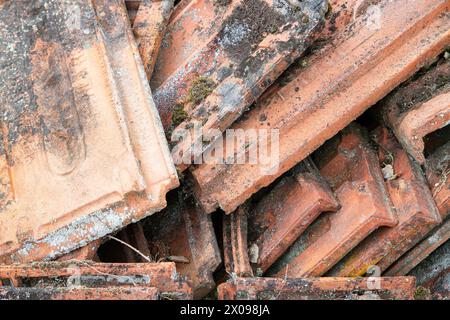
(409, 238, 450, 300)
(328, 127, 441, 277)
(268, 124, 397, 278)
(0, 286, 160, 300)
(384, 141, 450, 276)
(217, 277, 416, 300)
(191, 0, 450, 214)
(223, 205, 253, 277)
(133, 0, 174, 80)
(57, 239, 102, 262)
(0, 0, 178, 263)
(0, 261, 192, 299)
(151, 0, 328, 146)
(425, 141, 450, 217)
(384, 60, 450, 164)
(247, 158, 339, 273)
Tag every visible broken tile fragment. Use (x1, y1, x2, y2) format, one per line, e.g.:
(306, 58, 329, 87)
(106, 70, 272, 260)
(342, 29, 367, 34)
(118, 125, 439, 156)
(268, 124, 397, 277)
(0, 0, 178, 262)
(191, 0, 450, 214)
(247, 158, 339, 273)
(328, 127, 442, 277)
(217, 277, 416, 300)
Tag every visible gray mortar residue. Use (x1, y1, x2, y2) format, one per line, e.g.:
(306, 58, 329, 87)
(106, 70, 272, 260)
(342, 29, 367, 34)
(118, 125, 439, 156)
(13, 206, 136, 261)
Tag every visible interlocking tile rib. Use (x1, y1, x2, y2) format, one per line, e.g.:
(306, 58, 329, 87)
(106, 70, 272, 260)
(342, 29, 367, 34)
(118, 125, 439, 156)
(268, 124, 397, 278)
(328, 127, 441, 277)
(247, 158, 339, 273)
(384, 142, 450, 276)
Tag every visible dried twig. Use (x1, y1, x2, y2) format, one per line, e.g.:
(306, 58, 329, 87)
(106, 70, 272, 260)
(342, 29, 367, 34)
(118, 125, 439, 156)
(107, 235, 152, 263)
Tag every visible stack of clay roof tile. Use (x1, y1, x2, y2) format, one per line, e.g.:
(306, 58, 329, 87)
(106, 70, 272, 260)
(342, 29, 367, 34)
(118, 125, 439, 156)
(0, 0, 449, 300)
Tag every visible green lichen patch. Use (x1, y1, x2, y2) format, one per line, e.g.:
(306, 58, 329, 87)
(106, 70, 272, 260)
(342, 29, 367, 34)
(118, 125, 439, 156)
(171, 103, 188, 128)
(188, 77, 216, 106)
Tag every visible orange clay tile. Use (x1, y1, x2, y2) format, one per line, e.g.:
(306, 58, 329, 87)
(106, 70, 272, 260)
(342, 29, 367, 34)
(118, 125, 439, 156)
(144, 193, 221, 299)
(0, 286, 160, 301)
(57, 239, 102, 262)
(0, 261, 192, 299)
(223, 204, 253, 277)
(425, 141, 450, 217)
(384, 60, 450, 165)
(190, 0, 450, 214)
(267, 124, 397, 278)
(133, 0, 174, 80)
(328, 127, 441, 277)
(385, 216, 450, 277)
(217, 277, 416, 300)
(0, 0, 178, 263)
(151, 0, 328, 137)
(409, 236, 450, 288)
(247, 158, 339, 273)
(384, 142, 450, 276)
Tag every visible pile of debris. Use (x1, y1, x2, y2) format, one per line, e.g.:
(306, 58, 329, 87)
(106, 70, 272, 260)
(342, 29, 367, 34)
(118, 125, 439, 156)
(0, 0, 448, 300)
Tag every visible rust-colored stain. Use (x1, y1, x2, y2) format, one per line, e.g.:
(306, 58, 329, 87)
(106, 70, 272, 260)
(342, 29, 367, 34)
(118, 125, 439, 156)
(0, 286, 160, 300)
(0, 261, 192, 299)
(0, 0, 178, 263)
(223, 204, 253, 277)
(268, 124, 397, 278)
(328, 127, 442, 277)
(151, 0, 328, 151)
(190, 0, 450, 214)
(247, 158, 339, 273)
(384, 60, 450, 165)
(217, 277, 416, 300)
